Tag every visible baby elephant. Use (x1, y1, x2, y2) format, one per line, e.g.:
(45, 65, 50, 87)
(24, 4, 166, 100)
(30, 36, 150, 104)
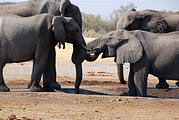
(86, 29, 179, 97)
(0, 13, 87, 92)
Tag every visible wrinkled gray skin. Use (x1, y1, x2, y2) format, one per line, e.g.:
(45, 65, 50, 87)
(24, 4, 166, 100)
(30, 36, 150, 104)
(86, 29, 179, 97)
(116, 9, 179, 88)
(0, 0, 82, 90)
(117, 9, 179, 33)
(0, 0, 82, 28)
(0, 14, 87, 92)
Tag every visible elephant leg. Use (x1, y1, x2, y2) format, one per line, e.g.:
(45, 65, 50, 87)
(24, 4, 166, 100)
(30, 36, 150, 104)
(29, 51, 50, 92)
(132, 56, 149, 97)
(175, 81, 179, 87)
(43, 49, 61, 91)
(116, 63, 126, 84)
(128, 67, 137, 96)
(156, 78, 169, 89)
(133, 67, 148, 97)
(0, 62, 10, 92)
(29, 62, 43, 92)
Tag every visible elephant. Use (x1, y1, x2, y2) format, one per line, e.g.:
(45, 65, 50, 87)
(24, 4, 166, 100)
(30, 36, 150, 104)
(0, 0, 82, 28)
(117, 9, 179, 33)
(116, 9, 179, 88)
(86, 29, 179, 97)
(0, 13, 88, 92)
(0, 0, 82, 90)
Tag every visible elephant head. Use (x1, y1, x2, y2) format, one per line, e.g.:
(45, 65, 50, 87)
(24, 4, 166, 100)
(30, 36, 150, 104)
(38, 0, 82, 30)
(86, 29, 143, 64)
(117, 10, 168, 33)
(85, 32, 116, 61)
(57, 0, 82, 30)
(52, 16, 88, 62)
(52, 16, 88, 93)
(58, 0, 71, 16)
(58, 0, 83, 30)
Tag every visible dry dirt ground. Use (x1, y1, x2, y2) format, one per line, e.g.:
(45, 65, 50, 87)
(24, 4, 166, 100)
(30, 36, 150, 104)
(0, 38, 179, 120)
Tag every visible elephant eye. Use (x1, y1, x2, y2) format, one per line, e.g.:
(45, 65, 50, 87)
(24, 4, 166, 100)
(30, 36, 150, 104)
(128, 16, 132, 21)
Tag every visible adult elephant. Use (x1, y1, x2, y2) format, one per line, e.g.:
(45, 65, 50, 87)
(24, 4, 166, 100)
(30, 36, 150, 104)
(116, 9, 179, 88)
(117, 9, 179, 33)
(0, 14, 87, 92)
(86, 29, 179, 97)
(0, 0, 82, 90)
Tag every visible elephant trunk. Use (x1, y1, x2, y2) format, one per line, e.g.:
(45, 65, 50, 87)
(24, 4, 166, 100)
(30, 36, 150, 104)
(72, 33, 88, 93)
(86, 53, 100, 62)
(72, 45, 86, 94)
(72, 34, 87, 64)
(74, 64, 82, 93)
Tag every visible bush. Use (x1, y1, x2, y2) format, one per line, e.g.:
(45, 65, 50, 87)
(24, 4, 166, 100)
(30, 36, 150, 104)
(83, 29, 100, 38)
(82, 3, 137, 37)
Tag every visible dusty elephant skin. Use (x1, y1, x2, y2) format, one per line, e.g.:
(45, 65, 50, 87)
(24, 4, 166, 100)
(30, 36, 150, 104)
(86, 29, 179, 97)
(117, 9, 179, 33)
(0, 0, 82, 28)
(0, 14, 87, 92)
(0, 0, 82, 90)
(116, 9, 179, 88)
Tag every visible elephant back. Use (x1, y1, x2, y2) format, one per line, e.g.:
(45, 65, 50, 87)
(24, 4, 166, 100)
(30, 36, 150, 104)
(117, 10, 169, 33)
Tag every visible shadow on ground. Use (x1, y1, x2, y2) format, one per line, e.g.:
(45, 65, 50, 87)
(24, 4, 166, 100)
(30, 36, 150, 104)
(59, 88, 111, 96)
(57, 86, 179, 99)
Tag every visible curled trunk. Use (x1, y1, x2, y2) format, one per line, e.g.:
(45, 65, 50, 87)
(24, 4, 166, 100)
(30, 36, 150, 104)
(85, 53, 100, 62)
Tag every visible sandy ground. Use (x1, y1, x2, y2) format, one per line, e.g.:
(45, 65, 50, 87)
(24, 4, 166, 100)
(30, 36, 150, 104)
(0, 38, 179, 120)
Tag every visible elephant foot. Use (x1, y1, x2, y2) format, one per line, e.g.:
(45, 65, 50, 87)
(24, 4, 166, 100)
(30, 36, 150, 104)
(120, 80, 126, 84)
(27, 82, 32, 89)
(156, 82, 169, 89)
(121, 89, 138, 96)
(75, 88, 80, 94)
(120, 92, 148, 97)
(120, 92, 129, 96)
(0, 84, 10, 92)
(50, 82, 61, 90)
(29, 85, 43, 92)
(120, 92, 135, 96)
(175, 81, 179, 87)
(42, 86, 54, 92)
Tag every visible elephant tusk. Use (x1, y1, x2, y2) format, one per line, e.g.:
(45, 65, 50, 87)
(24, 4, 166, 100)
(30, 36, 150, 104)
(86, 48, 101, 55)
(86, 49, 96, 55)
(80, 44, 90, 51)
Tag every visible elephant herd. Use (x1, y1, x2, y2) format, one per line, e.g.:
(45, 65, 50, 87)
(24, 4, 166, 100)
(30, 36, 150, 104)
(0, 0, 178, 97)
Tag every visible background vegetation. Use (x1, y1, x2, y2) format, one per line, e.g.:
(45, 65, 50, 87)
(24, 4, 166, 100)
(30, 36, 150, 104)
(82, 3, 136, 37)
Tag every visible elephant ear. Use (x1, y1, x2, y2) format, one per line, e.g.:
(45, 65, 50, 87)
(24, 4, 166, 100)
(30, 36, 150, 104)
(64, 17, 80, 33)
(115, 30, 143, 64)
(52, 16, 66, 49)
(139, 13, 168, 33)
(102, 47, 116, 58)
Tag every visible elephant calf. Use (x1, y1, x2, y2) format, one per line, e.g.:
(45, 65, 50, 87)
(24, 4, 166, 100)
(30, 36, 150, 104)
(86, 29, 179, 97)
(0, 13, 87, 92)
